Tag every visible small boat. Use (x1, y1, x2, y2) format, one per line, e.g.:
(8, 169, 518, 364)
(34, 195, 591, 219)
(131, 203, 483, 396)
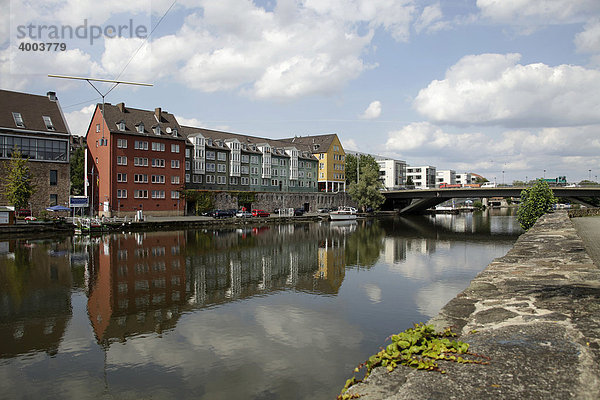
(329, 206, 358, 221)
(73, 217, 106, 234)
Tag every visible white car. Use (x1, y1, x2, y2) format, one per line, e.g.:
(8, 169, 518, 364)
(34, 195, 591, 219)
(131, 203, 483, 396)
(481, 182, 497, 188)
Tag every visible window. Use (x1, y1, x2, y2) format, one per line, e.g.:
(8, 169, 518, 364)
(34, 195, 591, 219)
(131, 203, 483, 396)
(136, 123, 144, 133)
(42, 116, 54, 130)
(118, 121, 126, 131)
(217, 152, 226, 161)
(185, 148, 190, 157)
(185, 161, 190, 170)
(271, 179, 278, 186)
(151, 190, 165, 199)
(241, 165, 249, 174)
(135, 141, 148, 150)
(135, 190, 148, 198)
(49, 194, 58, 206)
(241, 177, 249, 185)
(171, 144, 180, 153)
(49, 170, 57, 185)
(117, 138, 127, 148)
(153, 126, 161, 135)
(171, 175, 180, 184)
(217, 176, 226, 184)
(250, 156, 258, 164)
(12, 112, 24, 127)
(185, 174, 190, 183)
(241, 155, 249, 163)
(319, 163, 324, 169)
(206, 151, 215, 160)
(205, 175, 214, 183)
(171, 191, 180, 199)
(134, 174, 148, 183)
(251, 177, 259, 185)
(151, 175, 165, 184)
(117, 173, 127, 182)
(217, 164, 226, 173)
(117, 189, 127, 198)
(134, 157, 148, 166)
(251, 166, 259, 174)
(95, 124, 100, 133)
(151, 158, 165, 168)
(152, 142, 165, 152)
(171, 160, 180, 169)
(230, 177, 238, 185)
(117, 156, 127, 165)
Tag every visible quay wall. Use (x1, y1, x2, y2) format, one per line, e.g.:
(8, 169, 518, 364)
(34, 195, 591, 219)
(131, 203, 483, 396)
(346, 211, 600, 400)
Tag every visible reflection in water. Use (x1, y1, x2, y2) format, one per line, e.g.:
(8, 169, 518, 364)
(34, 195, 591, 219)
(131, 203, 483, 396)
(0, 210, 521, 399)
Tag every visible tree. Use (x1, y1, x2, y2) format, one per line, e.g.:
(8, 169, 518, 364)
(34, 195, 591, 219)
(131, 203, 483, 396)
(3, 148, 35, 210)
(517, 179, 556, 230)
(406, 176, 414, 187)
(345, 154, 358, 186)
(348, 155, 385, 211)
(70, 146, 85, 195)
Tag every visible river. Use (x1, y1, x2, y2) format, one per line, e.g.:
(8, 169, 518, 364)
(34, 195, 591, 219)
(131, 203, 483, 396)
(0, 209, 522, 399)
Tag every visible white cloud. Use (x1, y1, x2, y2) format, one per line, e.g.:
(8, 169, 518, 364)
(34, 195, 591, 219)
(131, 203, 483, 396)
(414, 53, 600, 127)
(362, 283, 382, 303)
(342, 138, 359, 151)
(476, 0, 600, 31)
(575, 18, 600, 54)
(64, 104, 96, 136)
(359, 100, 382, 119)
(413, 3, 449, 34)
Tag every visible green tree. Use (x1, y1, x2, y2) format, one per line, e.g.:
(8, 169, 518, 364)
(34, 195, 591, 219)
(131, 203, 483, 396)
(345, 154, 358, 186)
(406, 176, 414, 187)
(348, 155, 385, 211)
(70, 146, 85, 195)
(4, 148, 35, 210)
(517, 179, 556, 230)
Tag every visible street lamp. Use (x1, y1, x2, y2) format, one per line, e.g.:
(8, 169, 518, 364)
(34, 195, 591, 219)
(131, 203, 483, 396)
(502, 170, 505, 186)
(543, 169, 546, 179)
(589, 169, 592, 181)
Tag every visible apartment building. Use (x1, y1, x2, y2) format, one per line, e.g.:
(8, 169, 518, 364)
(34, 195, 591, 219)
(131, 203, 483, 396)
(436, 170, 457, 186)
(282, 134, 346, 192)
(456, 172, 474, 185)
(0, 90, 71, 215)
(86, 103, 186, 217)
(407, 165, 437, 189)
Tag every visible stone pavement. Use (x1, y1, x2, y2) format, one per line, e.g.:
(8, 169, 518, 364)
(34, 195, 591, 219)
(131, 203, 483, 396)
(344, 211, 600, 400)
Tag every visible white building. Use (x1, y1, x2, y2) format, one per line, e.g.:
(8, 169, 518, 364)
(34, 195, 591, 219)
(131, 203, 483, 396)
(455, 172, 474, 185)
(346, 151, 406, 190)
(407, 166, 436, 189)
(436, 170, 456, 186)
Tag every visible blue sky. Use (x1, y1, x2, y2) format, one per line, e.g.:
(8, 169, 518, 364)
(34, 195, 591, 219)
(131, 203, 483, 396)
(2, 0, 600, 183)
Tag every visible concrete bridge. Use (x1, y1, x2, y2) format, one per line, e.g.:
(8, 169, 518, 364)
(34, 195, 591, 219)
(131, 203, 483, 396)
(382, 187, 600, 214)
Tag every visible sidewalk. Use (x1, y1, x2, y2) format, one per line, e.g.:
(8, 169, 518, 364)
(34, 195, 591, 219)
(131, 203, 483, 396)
(344, 211, 600, 399)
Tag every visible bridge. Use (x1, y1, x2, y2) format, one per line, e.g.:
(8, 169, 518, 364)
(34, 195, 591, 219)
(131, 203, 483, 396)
(382, 187, 600, 214)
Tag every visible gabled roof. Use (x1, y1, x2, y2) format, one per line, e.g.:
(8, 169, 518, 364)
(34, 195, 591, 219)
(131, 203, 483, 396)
(98, 102, 184, 140)
(0, 89, 70, 134)
(181, 126, 318, 160)
(279, 134, 339, 153)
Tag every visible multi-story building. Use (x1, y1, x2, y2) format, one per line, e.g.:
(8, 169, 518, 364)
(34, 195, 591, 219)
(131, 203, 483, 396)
(0, 90, 71, 215)
(182, 126, 318, 193)
(85, 102, 186, 217)
(455, 172, 473, 185)
(436, 170, 456, 186)
(282, 134, 346, 192)
(407, 165, 437, 189)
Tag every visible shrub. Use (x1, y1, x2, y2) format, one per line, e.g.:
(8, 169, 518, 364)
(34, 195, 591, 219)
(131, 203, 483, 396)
(517, 179, 556, 230)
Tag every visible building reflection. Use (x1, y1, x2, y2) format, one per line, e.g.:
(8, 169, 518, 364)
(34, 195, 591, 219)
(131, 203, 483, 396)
(0, 238, 72, 358)
(86, 232, 187, 344)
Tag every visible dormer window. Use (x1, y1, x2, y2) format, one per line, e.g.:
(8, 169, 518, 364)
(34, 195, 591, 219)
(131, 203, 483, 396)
(42, 116, 55, 130)
(12, 112, 24, 127)
(207, 139, 213, 146)
(152, 125, 161, 135)
(172, 128, 178, 136)
(136, 123, 144, 133)
(117, 121, 126, 131)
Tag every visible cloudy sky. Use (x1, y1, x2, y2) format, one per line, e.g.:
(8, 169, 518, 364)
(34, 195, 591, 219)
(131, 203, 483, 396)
(2, 0, 600, 183)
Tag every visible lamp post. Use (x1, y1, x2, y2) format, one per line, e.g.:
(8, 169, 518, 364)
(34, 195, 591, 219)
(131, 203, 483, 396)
(543, 169, 546, 179)
(502, 170, 505, 186)
(589, 169, 592, 181)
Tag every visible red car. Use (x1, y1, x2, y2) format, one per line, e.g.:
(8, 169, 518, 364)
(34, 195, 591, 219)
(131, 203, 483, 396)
(252, 209, 270, 217)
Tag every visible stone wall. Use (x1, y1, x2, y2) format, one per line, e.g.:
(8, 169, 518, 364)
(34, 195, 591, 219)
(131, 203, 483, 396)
(208, 191, 355, 212)
(569, 207, 600, 217)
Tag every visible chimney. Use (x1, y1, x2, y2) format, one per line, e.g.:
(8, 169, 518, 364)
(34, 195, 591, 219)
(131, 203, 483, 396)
(155, 107, 161, 121)
(47, 91, 57, 101)
(117, 102, 125, 112)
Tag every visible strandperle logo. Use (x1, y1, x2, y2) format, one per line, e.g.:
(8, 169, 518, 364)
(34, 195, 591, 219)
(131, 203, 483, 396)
(15, 19, 148, 45)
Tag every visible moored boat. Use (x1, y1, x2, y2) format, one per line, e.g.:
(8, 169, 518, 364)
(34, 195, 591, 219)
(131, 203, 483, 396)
(329, 206, 358, 221)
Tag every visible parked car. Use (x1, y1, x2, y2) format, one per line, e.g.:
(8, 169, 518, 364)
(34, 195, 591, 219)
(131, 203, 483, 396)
(481, 182, 497, 188)
(252, 209, 270, 217)
(236, 210, 253, 218)
(293, 208, 305, 216)
(212, 209, 235, 218)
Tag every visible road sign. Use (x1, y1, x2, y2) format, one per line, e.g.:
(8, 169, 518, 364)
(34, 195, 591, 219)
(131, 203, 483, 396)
(69, 196, 89, 207)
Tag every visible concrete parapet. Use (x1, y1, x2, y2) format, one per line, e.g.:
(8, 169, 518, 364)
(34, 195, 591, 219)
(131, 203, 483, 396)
(346, 211, 600, 399)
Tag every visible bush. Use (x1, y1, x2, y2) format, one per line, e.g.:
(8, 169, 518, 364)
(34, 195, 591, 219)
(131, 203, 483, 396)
(517, 179, 556, 230)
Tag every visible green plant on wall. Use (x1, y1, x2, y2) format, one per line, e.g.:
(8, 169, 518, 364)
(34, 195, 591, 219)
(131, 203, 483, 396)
(517, 179, 557, 230)
(3, 148, 35, 210)
(233, 191, 256, 206)
(181, 190, 214, 215)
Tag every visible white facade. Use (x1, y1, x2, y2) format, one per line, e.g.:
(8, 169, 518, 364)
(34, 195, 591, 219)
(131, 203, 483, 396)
(407, 166, 436, 189)
(436, 170, 456, 186)
(455, 172, 473, 185)
(376, 159, 407, 190)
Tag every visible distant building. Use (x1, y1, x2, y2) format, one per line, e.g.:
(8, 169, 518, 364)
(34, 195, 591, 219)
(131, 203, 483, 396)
(345, 151, 407, 190)
(407, 165, 436, 189)
(455, 172, 474, 185)
(282, 134, 346, 192)
(436, 170, 456, 186)
(0, 90, 71, 215)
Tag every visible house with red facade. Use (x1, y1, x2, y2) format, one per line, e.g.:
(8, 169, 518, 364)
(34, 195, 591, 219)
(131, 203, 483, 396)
(85, 102, 186, 217)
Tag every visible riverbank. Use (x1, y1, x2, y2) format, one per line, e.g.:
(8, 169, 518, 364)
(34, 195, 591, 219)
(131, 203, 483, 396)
(344, 211, 600, 399)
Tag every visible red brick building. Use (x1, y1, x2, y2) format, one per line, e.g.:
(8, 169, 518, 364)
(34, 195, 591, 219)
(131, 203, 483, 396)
(86, 103, 186, 217)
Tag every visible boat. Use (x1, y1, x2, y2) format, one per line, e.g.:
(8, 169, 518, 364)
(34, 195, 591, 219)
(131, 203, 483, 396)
(73, 217, 106, 234)
(329, 206, 358, 221)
